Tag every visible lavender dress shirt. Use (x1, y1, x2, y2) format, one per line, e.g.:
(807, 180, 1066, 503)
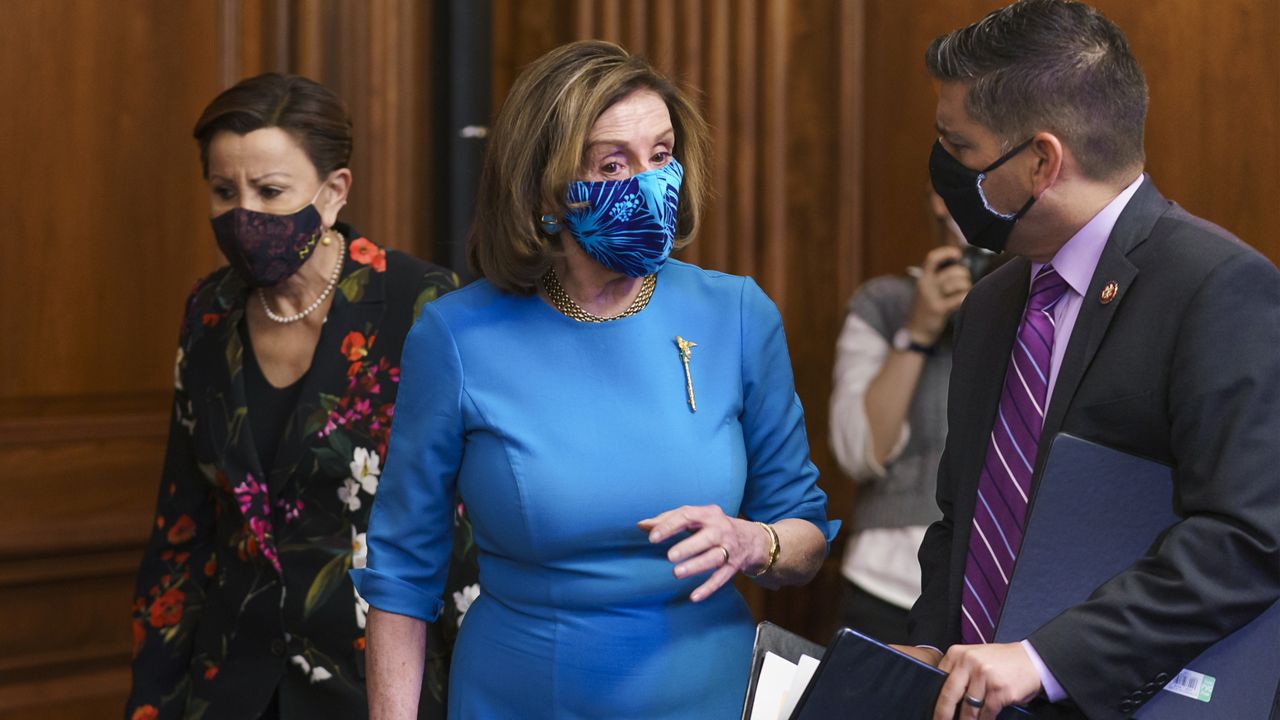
(1020, 173, 1145, 701)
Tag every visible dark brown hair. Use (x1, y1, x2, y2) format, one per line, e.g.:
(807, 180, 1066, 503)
(468, 40, 712, 295)
(193, 73, 353, 179)
(926, 0, 1148, 181)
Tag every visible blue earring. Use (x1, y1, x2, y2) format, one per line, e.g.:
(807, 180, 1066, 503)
(539, 213, 563, 236)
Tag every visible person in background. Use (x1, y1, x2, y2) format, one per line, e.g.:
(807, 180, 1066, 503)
(354, 40, 837, 719)
(829, 189, 1000, 644)
(126, 73, 478, 720)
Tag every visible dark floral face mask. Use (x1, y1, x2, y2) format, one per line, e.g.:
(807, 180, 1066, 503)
(211, 192, 325, 288)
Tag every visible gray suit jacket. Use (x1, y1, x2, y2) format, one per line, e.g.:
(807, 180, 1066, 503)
(908, 177, 1280, 719)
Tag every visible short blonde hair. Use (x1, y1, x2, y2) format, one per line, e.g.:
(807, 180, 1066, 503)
(468, 40, 712, 295)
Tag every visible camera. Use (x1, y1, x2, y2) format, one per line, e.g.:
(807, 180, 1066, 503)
(937, 246, 1002, 283)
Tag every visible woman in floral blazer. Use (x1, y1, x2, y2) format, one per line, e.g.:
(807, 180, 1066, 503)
(127, 74, 478, 720)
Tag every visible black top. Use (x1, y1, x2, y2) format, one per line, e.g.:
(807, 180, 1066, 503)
(239, 321, 307, 474)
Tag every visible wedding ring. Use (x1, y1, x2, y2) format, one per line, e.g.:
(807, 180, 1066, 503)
(718, 546, 730, 565)
(964, 694, 986, 709)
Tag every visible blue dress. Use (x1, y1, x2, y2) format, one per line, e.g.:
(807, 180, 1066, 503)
(353, 260, 837, 719)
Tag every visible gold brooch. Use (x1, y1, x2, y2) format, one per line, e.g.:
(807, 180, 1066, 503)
(675, 336, 697, 412)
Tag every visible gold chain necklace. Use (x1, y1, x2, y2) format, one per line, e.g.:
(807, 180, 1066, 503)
(541, 266, 657, 323)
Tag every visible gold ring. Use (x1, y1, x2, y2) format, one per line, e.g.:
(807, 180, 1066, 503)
(719, 546, 730, 565)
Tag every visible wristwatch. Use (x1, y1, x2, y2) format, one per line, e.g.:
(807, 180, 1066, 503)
(892, 328, 936, 356)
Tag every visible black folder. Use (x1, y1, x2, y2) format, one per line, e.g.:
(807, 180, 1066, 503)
(996, 433, 1280, 718)
(785, 628, 1034, 719)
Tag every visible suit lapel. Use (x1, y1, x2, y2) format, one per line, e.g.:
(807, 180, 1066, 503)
(182, 272, 285, 571)
(1033, 177, 1170, 476)
(191, 273, 268, 490)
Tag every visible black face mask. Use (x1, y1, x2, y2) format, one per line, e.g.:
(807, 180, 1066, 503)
(929, 138, 1036, 253)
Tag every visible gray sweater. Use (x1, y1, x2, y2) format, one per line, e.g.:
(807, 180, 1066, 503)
(830, 276, 950, 531)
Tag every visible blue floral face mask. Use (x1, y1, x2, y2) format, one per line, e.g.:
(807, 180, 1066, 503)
(562, 158, 683, 277)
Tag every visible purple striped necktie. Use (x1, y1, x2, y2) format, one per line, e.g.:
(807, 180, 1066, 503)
(961, 265, 1068, 645)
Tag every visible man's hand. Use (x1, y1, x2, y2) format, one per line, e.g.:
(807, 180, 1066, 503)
(933, 642, 1042, 720)
(889, 644, 943, 666)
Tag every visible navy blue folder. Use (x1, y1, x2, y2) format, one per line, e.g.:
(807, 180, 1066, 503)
(995, 433, 1280, 718)
(784, 628, 1033, 719)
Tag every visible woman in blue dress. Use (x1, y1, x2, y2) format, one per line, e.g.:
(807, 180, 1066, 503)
(353, 40, 838, 719)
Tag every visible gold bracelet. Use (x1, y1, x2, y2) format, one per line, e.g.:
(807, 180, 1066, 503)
(750, 522, 780, 577)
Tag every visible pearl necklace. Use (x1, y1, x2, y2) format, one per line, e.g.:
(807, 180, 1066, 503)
(258, 232, 347, 324)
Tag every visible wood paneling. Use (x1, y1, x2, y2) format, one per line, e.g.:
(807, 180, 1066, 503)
(0, 0, 221, 711)
(1100, 0, 1280, 261)
(490, 0, 865, 639)
(1, 3, 222, 403)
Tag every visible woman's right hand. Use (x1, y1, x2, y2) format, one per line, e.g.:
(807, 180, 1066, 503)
(638, 505, 770, 602)
(905, 246, 972, 346)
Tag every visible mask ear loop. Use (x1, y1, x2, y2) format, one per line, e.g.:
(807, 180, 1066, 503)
(981, 137, 1036, 173)
(975, 137, 1038, 219)
(313, 180, 351, 244)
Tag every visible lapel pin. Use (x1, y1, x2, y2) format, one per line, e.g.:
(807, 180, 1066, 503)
(675, 336, 697, 412)
(1100, 281, 1119, 305)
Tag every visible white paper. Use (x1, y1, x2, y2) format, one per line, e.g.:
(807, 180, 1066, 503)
(750, 651, 823, 720)
(749, 652, 798, 720)
(777, 654, 822, 719)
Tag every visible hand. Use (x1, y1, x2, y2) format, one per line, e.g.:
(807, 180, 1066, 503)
(638, 505, 770, 602)
(933, 642, 1042, 720)
(889, 644, 943, 667)
(906, 246, 972, 345)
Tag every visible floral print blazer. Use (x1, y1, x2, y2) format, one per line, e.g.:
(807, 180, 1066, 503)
(127, 230, 480, 720)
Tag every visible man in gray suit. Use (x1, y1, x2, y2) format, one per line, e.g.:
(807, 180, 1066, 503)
(894, 1, 1280, 718)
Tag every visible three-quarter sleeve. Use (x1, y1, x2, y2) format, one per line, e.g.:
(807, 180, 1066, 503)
(737, 278, 839, 544)
(352, 304, 465, 622)
(828, 309, 910, 482)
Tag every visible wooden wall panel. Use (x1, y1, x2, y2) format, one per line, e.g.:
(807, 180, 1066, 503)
(1, 5, 223, 403)
(0, 1, 222, 714)
(1099, 0, 1280, 261)
(489, 0, 864, 639)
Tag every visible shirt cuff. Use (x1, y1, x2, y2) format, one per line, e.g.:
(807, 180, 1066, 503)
(1021, 639, 1067, 703)
(349, 567, 444, 623)
(857, 419, 911, 478)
